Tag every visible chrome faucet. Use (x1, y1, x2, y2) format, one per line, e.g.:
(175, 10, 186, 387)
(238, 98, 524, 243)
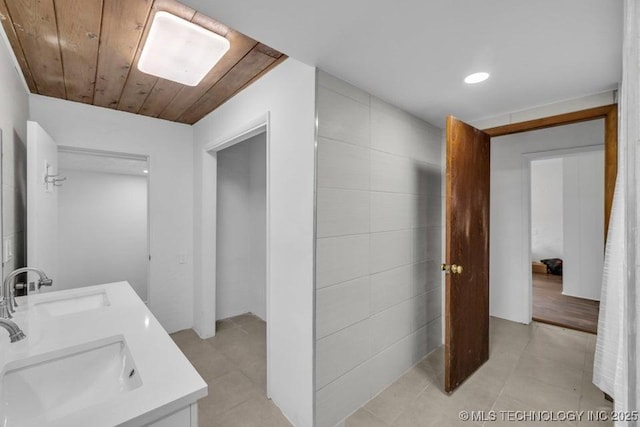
(0, 318, 25, 342)
(0, 268, 53, 319)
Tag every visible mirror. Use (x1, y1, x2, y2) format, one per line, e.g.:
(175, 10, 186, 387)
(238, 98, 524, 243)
(55, 148, 150, 301)
(15, 122, 150, 302)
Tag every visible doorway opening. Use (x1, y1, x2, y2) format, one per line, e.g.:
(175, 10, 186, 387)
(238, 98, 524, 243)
(529, 149, 603, 334)
(215, 132, 267, 318)
(209, 125, 269, 396)
(485, 106, 616, 331)
(444, 104, 617, 391)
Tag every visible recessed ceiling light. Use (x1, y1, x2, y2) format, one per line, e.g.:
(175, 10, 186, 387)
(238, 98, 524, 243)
(464, 72, 490, 84)
(138, 11, 230, 86)
(143, 169, 149, 174)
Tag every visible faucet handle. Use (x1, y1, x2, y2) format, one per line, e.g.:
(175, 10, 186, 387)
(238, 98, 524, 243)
(38, 278, 53, 289)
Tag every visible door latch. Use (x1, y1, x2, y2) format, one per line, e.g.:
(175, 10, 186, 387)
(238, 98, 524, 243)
(441, 263, 463, 274)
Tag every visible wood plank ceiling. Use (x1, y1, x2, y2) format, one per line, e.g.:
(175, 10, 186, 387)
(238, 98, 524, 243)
(0, 0, 286, 124)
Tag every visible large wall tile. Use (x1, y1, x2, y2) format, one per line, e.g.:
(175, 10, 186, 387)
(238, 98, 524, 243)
(370, 150, 415, 194)
(426, 227, 442, 260)
(370, 264, 412, 314)
(368, 326, 428, 394)
(317, 188, 370, 237)
(426, 317, 444, 351)
(316, 360, 372, 427)
(317, 138, 370, 190)
(315, 71, 444, 427)
(317, 88, 370, 146)
(316, 234, 370, 288)
(318, 70, 370, 105)
(414, 161, 442, 198)
(410, 287, 442, 332)
(370, 192, 412, 232)
(410, 125, 442, 165)
(412, 227, 428, 263)
(413, 196, 442, 228)
(316, 319, 371, 390)
(370, 108, 413, 158)
(370, 299, 413, 355)
(370, 229, 412, 273)
(411, 260, 442, 297)
(317, 276, 370, 338)
(412, 227, 441, 263)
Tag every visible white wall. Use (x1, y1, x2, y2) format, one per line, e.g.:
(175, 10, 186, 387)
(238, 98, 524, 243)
(562, 149, 604, 300)
(248, 135, 267, 319)
(0, 33, 29, 278)
(314, 71, 443, 427)
(491, 119, 604, 323)
(29, 95, 194, 333)
(57, 169, 148, 300)
(216, 133, 266, 320)
(531, 158, 564, 261)
(192, 59, 316, 427)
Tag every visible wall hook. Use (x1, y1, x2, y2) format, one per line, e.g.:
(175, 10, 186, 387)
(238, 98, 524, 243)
(43, 163, 66, 190)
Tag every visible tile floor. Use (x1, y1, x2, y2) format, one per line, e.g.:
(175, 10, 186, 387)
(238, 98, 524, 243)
(170, 313, 291, 427)
(347, 318, 611, 427)
(172, 315, 611, 427)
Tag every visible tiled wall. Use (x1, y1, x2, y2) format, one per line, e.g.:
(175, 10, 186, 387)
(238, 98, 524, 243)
(314, 71, 443, 427)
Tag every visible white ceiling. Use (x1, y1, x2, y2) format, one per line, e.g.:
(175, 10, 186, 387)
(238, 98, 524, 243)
(183, 0, 622, 127)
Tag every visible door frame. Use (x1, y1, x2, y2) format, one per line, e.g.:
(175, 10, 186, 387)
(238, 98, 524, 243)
(483, 104, 618, 238)
(483, 104, 617, 324)
(197, 112, 272, 397)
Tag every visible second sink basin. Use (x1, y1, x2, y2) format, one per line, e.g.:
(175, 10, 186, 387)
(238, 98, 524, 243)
(34, 290, 110, 317)
(0, 335, 142, 426)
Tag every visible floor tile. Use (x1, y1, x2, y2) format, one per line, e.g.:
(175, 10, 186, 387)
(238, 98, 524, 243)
(346, 408, 389, 427)
(511, 352, 583, 392)
(170, 313, 287, 427)
(210, 390, 291, 427)
(502, 374, 581, 413)
(364, 365, 433, 424)
(392, 385, 481, 427)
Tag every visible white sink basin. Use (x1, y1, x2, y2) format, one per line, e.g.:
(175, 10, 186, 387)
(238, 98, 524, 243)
(34, 290, 110, 316)
(0, 336, 142, 426)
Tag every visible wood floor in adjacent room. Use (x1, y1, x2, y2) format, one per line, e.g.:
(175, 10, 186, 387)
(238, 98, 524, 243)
(532, 273, 599, 334)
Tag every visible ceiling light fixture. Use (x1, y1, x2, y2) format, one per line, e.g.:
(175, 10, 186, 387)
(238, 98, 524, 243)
(143, 169, 149, 174)
(464, 72, 490, 84)
(138, 11, 230, 86)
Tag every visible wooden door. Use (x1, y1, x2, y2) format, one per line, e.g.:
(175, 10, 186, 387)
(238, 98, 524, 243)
(444, 116, 491, 392)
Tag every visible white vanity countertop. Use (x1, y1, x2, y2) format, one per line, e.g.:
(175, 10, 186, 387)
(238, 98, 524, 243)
(0, 282, 208, 427)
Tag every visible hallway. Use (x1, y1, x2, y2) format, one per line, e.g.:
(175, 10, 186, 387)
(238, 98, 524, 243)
(532, 273, 600, 334)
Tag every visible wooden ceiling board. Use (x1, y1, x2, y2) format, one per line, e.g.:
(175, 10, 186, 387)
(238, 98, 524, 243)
(158, 29, 257, 122)
(138, 78, 184, 118)
(179, 46, 280, 124)
(5, 0, 66, 98)
(0, 0, 36, 91)
(54, 0, 102, 103)
(116, 0, 196, 114)
(93, 0, 153, 108)
(0, 0, 285, 124)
